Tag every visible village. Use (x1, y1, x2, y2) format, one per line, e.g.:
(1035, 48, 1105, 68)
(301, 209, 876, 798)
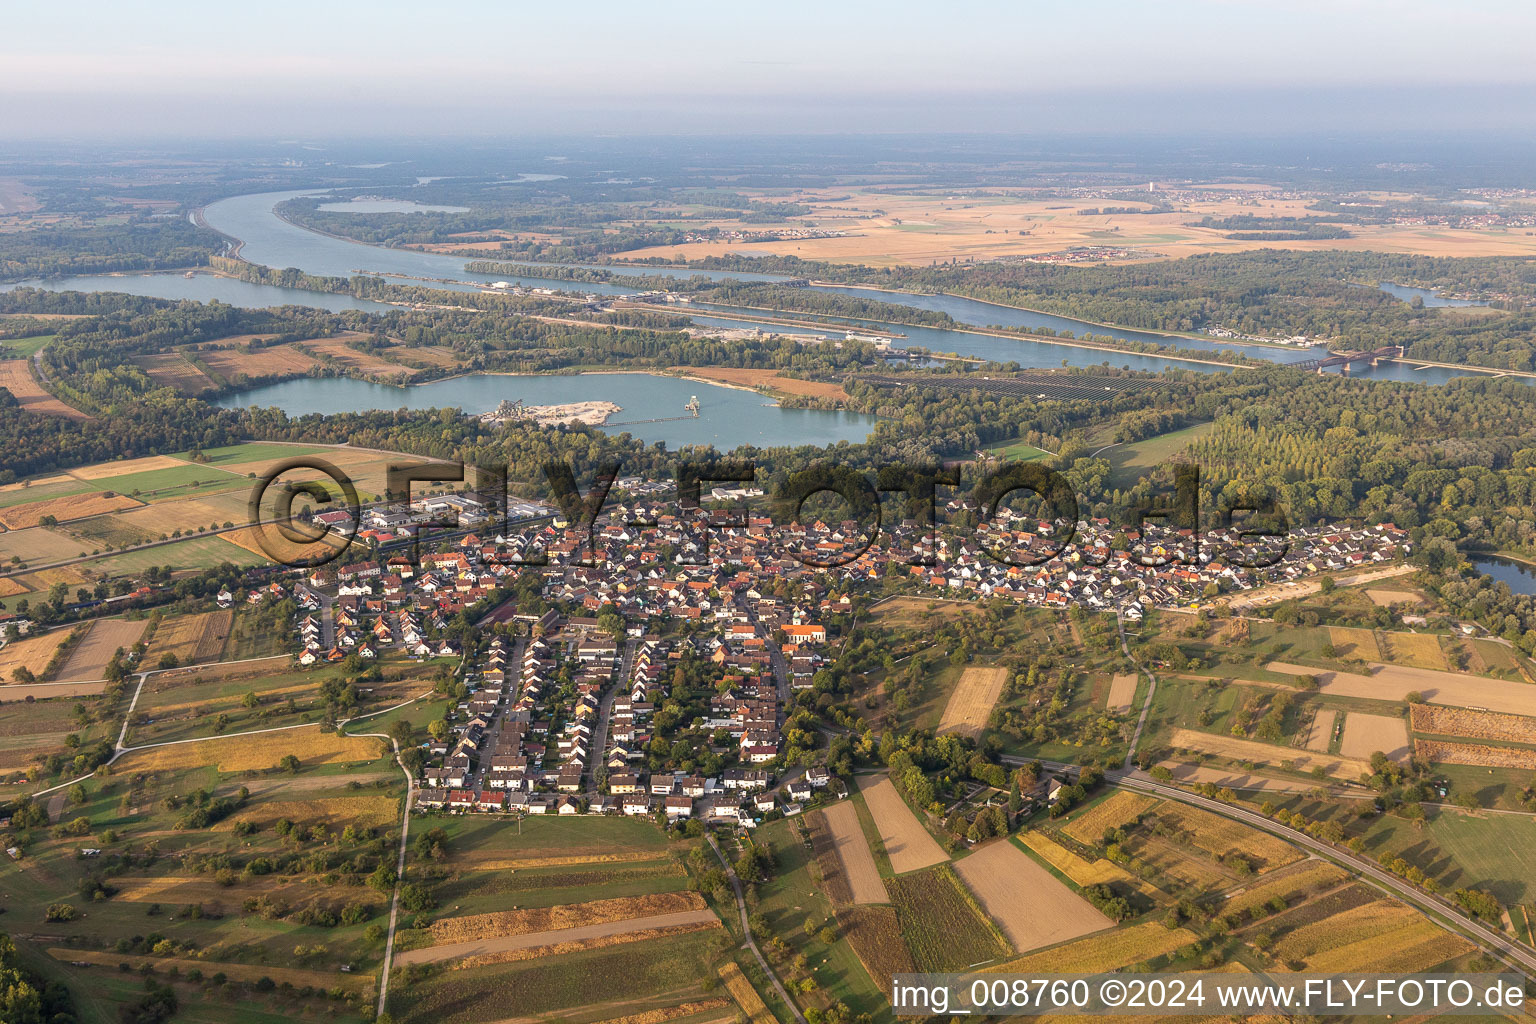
(244, 481, 1418, 828)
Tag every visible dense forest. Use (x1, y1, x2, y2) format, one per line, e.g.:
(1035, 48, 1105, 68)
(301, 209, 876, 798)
(0, 216, 223, 281)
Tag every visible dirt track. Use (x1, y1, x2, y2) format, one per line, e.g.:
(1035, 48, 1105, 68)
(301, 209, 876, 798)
(394, 909, 718, 965)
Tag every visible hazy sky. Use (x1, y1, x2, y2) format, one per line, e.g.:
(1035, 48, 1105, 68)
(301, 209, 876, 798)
(7, 0, 1536, 137)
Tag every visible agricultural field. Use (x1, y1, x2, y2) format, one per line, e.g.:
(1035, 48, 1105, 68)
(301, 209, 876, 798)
(1268, 660, 1536, 716)
(0, 628, 71, 681)
(1017, 830, 1148, 893)
(0, 741, 404, 1024)
(132, 351, 216, 392)
(0, 491, 143, 529)
(54, 617, 147, 680)
(936, 665, 1008, 739)
(0, 358, 86, 418)
(887, 865, 1010, 971)
(984, 919, 1196, 975)
(1105, 672, 1137, 714)
(856, 775, 947, 874)
(1061, 790, 1157, 845)
(384, 925, 728, 1024)
(670, 365, 849, 402)
(1378, 630, 1449, 670)
(1165, 727, 1370, 781)
(1410, 703, 1536, 744)
(1148, 803, 1303, 872)
(144, 609, 233, 667)
(116, 725, 380, 772)
(1414, 738, 1536, 769)
(820, 800, 887, 904)
(0, 524, 91, 564)
(954, 838, 1109, 952)
(1338, 712, 1410, 760)
(1302, 708, 1337, 751)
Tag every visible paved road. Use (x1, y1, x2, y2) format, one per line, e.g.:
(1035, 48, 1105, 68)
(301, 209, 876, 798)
(708, 835, 807, 1024)
(588, 637, 636, 796)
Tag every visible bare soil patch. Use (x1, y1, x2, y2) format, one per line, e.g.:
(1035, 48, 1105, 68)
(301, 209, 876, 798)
(1304, 709, 1338, 752)
(858, 775, 948, 873)
(1338, 713, 1410, 761)
(55, 618, 147, 680)
(956, 839, 1109, 952)
(822, 800, 887, 904)
(1106, 673, 1138, 714)
(0, 359, 87, 419)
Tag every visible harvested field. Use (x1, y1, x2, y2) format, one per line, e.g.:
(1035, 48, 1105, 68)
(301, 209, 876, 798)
(671, 366, 849, 402)
(1414, 738, 1536, 770)
(399, 908, 720, 966)
(193, 341, 319, 380)
(454, 850, 667, 872)
(426, 891, 707, 947)
(145, 609, 232, 666)
(0, 491, 142, 529)
(1272, 899, 1416, 962)
(1062, 791, 1157, 844)
(1267, 660, 1536, 716)
(1151, 803, 1303, 871)
(220, 794, 399, 830)
(1018, 831, 1149, 893)
(938, 666, 1008, 738)
(0, 359, 86, 419)
(116, 726, 380, 772)
(54, 617, 147, 680)
(821, 800, 887, 904)
(0, 526, 87, 564)
(857, 775, 947, 873)
(0, 630, 69, 680)
(48, 948, 370, 994)
(954, 838, 1109, 952)
(1167, 727, 1370, 781)
(1106, 673, 1138, 714)
(1327, 626, 1380, 661)
(1303, 709, 1338, 752)
(1379, 631, 1447, 670)
(0, 579, 24, 597)
(718, 962, 774, 1024)
(1338, 712, 1410, 761)
(131, 352, 215, 393)
(1409, 703, 1536, 744)
(985, 920, 1195, 975)
(1306, 923, 1471, 972)
(66, 455, 187, 481)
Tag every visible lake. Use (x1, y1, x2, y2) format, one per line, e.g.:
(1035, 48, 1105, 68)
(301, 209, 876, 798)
(213, 372, 877, 451)
(1379, 282, 1484, 308)
(1469, 554, 1536, 596)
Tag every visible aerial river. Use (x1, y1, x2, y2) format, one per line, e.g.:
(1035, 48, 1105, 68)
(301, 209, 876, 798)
(0, 188, 1514, 390)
